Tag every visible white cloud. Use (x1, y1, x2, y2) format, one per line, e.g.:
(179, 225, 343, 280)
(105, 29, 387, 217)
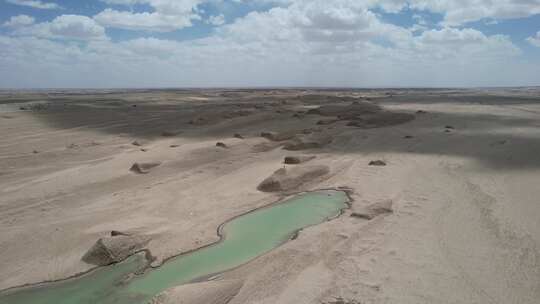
(99, 0, 145, 4)
(527, 31, 540, 47)
(0, 0, 538, 88)
(94, 9, 198, 32)
(1, 27, 531, 88)
(5, 0, 60, 9)
(407, 0, 540, 26)
(95, 0, 204, 32)
(207, 14, 225, 26)
(3, 15, 35, 28)
(15, 15, 107, 41)
(90, 0, 540, 32)
(215, 1, 411, 53)
(249, 0, 540, 26)
(412, 28, 519, 62)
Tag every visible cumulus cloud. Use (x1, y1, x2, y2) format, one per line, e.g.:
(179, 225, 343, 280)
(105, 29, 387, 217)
(246, 0, 540, 26)
(3, 15, 35, 28)
(5, 0, 60, 9)
(94, 0, 204, 32)
(94, 9, 199, 32)
(90, 0, 540, 32)
(0, 0, 538, 88)
(216, 1, 410, 54)
(527, 31, 540, 47)
(207, 14, 225, 26)
(15, 15, 107, 40)
(412, 28, 519, 63)
(404, 0, 540, 26)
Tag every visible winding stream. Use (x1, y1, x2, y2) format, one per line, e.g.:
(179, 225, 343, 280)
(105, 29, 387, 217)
(0, 190, 349, 304)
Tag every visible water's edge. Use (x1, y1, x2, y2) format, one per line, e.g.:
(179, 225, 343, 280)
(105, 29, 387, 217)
(153, 187, 354, 286)
(152, 187, 353, 272)
(0, 187, 353, 301)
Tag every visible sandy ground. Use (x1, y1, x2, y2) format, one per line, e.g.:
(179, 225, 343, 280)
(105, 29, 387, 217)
(1, 88, 539, 303)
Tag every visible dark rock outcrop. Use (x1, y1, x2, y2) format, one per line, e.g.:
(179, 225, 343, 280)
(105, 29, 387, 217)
(346, 112, 415, 128)
(307, 102, 414, 129)
(257, 165, 330, 192)
(251, 141, 282, 153)
(351, 200, 393, 220)
(260, 131, 297, 142)
(110, 230, 130, 237)
(283, 134, 333, 151)
(283, 155, 316, 164)
(307, 101, 381, 117)
(317, 119, 339, 125)
(368, 160, 386, 166)
(161, 130, 180, 137)
(130, 162, 162, 174)
(82, 235, 151, 266)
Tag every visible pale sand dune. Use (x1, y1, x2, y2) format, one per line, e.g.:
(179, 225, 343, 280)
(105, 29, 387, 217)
(1, 88, 539, 303)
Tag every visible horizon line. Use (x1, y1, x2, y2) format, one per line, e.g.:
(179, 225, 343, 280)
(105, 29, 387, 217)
(1, 85, 539, 91)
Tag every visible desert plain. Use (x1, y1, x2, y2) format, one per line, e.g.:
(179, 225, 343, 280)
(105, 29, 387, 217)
(0, 88, 539, 303)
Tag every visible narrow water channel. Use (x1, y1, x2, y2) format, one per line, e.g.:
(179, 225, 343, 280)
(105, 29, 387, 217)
(0, 190, 349, 304)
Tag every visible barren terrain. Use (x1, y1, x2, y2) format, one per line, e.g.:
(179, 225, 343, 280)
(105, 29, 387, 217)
(1, 88, 539, 303)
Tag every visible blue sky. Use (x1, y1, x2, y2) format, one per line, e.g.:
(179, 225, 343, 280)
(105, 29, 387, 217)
(0, 1, 277, 41)
(0, 0, 539, 88)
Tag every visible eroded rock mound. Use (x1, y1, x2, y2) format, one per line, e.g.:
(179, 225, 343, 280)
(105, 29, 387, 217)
(82, 235, 151, 266)
(317, 119, 339, 125)
(251, 141, 282, 153)
(189, 117, 208, 125)
(257, 165, 330, 192)
(307, 101, 381, 117)
(260, 131, 297, 142)
(308, 102, 414, 128)
(161, 130, 180, 137)
(150, 280, 244, 304)
(130, 162, 162, 174)
(297, 94, 360, 105)
(284, 155, 316, 164)
(368, 160, 386, 166)
(110, 230, 130, 237)
(351, 199, 393, 220)
(323, 297, 362, 304)
(283, 134, 333, 151)
(223, 109, 253, 119)
(346, 112, 415, 128)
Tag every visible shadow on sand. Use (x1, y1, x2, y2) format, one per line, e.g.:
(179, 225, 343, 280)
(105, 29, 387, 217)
(8, 89, 540, 170)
